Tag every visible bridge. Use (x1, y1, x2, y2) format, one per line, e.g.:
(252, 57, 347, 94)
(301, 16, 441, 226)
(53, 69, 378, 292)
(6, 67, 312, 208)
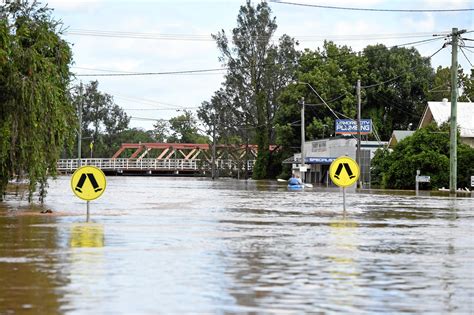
(57, 142, 276, 176)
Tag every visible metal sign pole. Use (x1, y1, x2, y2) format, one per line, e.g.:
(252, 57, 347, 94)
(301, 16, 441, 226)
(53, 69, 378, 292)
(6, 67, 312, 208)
(343, 187, 346, 212)
(416, 169, 420, 196)
(86, 201, 90, 222)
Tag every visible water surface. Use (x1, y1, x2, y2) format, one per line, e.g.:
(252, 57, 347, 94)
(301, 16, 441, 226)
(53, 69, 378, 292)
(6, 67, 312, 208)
(1, 177, 473, 314)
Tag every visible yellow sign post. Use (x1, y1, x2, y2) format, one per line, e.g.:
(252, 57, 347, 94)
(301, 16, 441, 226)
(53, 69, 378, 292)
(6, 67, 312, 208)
(329, 156, 360, 212)
(71, 166, 107, 220)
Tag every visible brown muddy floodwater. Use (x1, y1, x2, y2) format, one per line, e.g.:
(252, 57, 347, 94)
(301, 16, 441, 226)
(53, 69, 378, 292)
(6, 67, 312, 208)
(0, 176, 473, 314)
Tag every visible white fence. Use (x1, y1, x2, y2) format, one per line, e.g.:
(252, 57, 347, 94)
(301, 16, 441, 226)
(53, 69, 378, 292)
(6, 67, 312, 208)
(57, 158, 255, 172)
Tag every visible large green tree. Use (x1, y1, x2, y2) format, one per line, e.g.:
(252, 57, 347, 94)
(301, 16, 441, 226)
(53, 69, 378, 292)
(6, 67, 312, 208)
(209, 0, 298, 179)
(275, 41, 364, 153)
(0, 1, 75, 201)
(363, 45, 434, 138)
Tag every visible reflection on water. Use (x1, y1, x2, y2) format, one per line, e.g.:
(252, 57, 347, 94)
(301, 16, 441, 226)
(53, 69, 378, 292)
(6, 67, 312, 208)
(70, 223, 104, 248)
(0, 177, 473, 313)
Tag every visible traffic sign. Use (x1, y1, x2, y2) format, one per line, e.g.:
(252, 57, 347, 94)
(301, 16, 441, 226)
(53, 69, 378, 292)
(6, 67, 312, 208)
(71, 166, 107, 201)
(329, 156, 360, 187)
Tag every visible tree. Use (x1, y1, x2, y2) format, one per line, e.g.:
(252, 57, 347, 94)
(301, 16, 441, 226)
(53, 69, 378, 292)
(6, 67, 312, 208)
(168, 110, 208, 144)
(210, 0, 298, 179)
(372, 123, 474, 189)
(151, 120, 169, 143)
(69, 80, 130, 158)
(363, 45, 434, 138)
(275, 41, 364, 153)
(428, 66, 470, 102)
(0, 1, 75, 201)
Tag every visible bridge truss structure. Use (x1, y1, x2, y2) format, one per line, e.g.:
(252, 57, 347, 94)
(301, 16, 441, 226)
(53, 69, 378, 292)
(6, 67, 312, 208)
(58, 143, 276, 177)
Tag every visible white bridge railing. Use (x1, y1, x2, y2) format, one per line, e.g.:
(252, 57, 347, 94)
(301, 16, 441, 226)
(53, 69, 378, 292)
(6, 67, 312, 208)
(57, 158, 255, 172)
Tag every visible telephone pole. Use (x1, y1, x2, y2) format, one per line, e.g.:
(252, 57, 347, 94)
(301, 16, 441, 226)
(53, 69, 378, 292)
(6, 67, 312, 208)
(300, 97, 306, 182)
(77, 83, 83, 168)
(356, 79, 362, 189)
(449, 28, 466, 193)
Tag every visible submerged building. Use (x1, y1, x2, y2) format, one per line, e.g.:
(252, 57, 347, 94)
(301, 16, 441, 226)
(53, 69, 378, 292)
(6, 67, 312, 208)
(285, 137, 387, 187)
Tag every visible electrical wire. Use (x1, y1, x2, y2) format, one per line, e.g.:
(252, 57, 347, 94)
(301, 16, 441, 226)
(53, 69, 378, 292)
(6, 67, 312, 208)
(76, 67, 227, 77)
(460, 47, 473, 67)
(269, 0, 474, 12)
(67, 28, 450, 43)
(74, 35, 446, 77)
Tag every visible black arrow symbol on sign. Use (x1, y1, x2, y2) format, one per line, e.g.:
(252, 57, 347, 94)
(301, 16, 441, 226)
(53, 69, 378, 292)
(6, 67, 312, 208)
(75, 173, 103, 193)
(334, 163, 355, 179)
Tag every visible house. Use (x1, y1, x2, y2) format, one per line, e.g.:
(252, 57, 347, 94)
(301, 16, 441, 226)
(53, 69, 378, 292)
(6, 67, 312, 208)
(418, 100, 474, 148)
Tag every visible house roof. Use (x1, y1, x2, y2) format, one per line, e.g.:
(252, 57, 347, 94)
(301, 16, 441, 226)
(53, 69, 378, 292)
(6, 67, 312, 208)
(419, 101, 474, 138)
(388, 130, 415, 148)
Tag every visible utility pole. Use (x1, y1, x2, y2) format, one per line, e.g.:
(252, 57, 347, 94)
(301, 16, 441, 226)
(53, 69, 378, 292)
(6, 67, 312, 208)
(300, 97, 306, 183)
(449, 28, 466, 193)
(77, 82, 83, 168)
(356, 79, 362, 189)
(211, 116, 216, 180)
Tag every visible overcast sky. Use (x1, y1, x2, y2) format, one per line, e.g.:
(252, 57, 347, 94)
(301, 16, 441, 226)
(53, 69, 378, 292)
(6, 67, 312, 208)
(47, 0, 473, 130)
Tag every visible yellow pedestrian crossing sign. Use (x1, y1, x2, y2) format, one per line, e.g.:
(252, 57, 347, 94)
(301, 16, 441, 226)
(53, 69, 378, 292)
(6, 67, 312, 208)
(71, 166, 107, 201)
(329, 156, 360, 187)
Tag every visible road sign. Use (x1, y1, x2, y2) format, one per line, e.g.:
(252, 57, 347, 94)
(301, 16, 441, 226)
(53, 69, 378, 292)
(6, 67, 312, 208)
(471, 176, 474, 187)
(71, 166, 107, 201)
(329, 156, 360, 187)
(416, 175, 430, 183)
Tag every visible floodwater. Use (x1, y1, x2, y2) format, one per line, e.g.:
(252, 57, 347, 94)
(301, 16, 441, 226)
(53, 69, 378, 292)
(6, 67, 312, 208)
(0, 177, 473, 314)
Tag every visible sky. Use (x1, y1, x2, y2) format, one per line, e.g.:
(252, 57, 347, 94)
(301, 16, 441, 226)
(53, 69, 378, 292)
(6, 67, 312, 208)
(45, 0, 474, 130)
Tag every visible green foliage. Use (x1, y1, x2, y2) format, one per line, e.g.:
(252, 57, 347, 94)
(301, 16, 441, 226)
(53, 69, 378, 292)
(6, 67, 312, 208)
(363, 45, 434, 139)
(275, 41, 363, 161)
(168, 110, 209, 144)
(372, 124, 474, 189)
(428, 66, 472, 102)
(458, 142, 474, 188)
(203, 0, 298, 179)
(69, 81, 130, 158)
(0, 1, 75, 201)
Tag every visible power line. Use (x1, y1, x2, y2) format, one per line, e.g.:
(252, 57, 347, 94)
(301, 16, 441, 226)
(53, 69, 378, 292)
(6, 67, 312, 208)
(76, 67, 226, 77)
(269, 0, 474, 12)
(460, 47, 473, 67)
(75, 38, 446, 77)
(74, 33, 447, 77)
(67, 28, 450, 43)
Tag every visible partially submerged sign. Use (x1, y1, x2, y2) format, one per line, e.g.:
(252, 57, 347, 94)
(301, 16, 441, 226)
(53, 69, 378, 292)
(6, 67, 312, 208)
(329, 156, 360, 187)
(335, 119, 372, 134)
(71, 166, 107, 201)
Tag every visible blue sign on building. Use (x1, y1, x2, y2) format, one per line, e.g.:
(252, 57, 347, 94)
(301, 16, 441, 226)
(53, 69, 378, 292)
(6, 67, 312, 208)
(305, 157, 336, 165)
(335, 119, 372, 134)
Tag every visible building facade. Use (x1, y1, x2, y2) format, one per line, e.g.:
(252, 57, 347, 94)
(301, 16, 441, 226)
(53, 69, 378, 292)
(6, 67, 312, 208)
(287, 137, 387, 187)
